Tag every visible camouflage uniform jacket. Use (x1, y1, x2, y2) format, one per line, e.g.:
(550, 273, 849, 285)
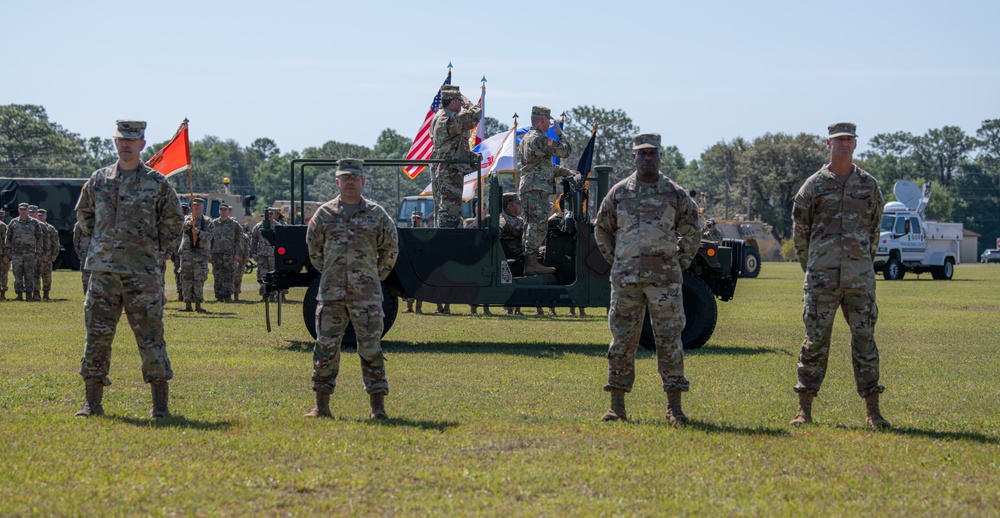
(430, 105, 481, 167)
(73, 221, 91, 262)
(179, 214, 214, 258)
(250, 220, 281, 260)
(76, 162, 183, 275)
(518, 128, 572, 194)
(306, 196, 399, 302)
(499, 210, 525, 259)
(793, 165, 884, 291)
(208, 218, 243, 255)
(0, 220, 7, 258)
(6, 217, 45, 256)
(43, 222, 59, 260)
(595, 172, 701, 286)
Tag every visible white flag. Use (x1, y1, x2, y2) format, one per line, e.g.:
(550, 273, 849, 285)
(422, 128, 516, 200)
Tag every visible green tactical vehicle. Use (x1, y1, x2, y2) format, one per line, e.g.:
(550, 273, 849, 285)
(261, 159, 744, 350)
(0, 177, 88, 270)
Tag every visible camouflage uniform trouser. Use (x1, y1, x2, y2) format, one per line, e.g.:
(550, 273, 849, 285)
(81, 268, 91, 295)
(431, 164, 464, 229)
(80, 271, 172, 384)
(172, 258, 182, 299)
(1, 258, 10, 292)
(795, 288, 883, 398)
(180, 254, 210, 303)
(12, 253, 36, 293)
(256, 255, 275, 297)
(211, 253, 237, 299)
(234, 259, 245, 296)
(606, 282, 689, 393)
(520, 189, 552, 255)
(36, 258, 53, 292)
(312, 300, 387, 395)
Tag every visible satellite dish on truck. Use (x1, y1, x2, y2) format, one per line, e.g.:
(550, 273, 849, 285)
(893, 180, 931, 215)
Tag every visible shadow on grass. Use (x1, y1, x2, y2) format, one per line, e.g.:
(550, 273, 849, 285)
(682, 420, 790, 437)
(363, 417, 460, 432)
(110, 415, 236, 431)
(166, 311, 239, 319)
(687, 345, 792, 357)
(279, 341, 787, 359)
(885, 426, 999, 444)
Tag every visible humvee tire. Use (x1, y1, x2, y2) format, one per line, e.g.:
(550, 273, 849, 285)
(302, 279, 399, 346)
(742, 246, 761, 278)
(639, 270, 718, 351)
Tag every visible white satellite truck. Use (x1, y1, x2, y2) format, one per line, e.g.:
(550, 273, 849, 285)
(874, 180, 962, 280)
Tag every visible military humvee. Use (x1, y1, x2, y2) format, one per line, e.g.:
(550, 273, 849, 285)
(261, 159, 743, 350)
(711, 219, 781, 278)
(0, 177, 87, 270)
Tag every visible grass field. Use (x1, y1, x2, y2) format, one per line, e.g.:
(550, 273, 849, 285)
(1, 263, 999, 515)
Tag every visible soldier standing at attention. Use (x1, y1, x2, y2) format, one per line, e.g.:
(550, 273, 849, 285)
(304, 159, 399, 420)
(0, 208, 8, 300)
(401, 210, 423, 314)
(74, 120, 184, 418)
(73, 220, 91, 295)
(250, 208, 281, 301)
(208, 204, 243, 303)
(518, 106, 579, 276)
(595, 133, 701, 424)
(35, 208, 59, 300)
(430, 85, 480, 228)
(790, 122, 889, 429)
(179, 198, 214, 312)
(6, 203, 43, 301)
(233, 224, 250, 302)
(166, 204, 190, 302)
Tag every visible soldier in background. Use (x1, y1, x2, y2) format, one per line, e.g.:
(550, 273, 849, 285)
(498, 192, 525, 315)
(6, 203, 43, 301)
(0, 208, 8, 300)
(595, 133, 701, 424)
(250, 207, 283, 301)
(430, 85, 480, 229)
(790, 122, 889, 429)
(208, 204, 243, 303)
(178, 198, 214, 312)
(401, 210, 423, 314)
(74, 119, 184, 419)
(166, 204, 190, 302)
(233, 225, 250, 302)
(73, 220, 91, 295)
(304, 159, 399, 420)
(703, 219, 723, 242)
(35, 209, 59, 300)
(518, 106, 579, 276)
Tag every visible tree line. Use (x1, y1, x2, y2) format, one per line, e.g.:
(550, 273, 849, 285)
(2, 104, 998, 253)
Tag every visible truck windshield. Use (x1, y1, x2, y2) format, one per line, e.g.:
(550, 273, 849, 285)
(880, 215, 895, 232)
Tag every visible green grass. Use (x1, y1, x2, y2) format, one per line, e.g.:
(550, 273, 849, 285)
(2, 264, 999, 515)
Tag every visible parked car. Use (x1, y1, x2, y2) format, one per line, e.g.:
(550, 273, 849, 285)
(981, 249, 1000, 263)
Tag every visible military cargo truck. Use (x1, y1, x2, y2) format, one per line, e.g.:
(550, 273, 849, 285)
(260, 159, 744, 351)
(0, 177, 87, 270)
(710, 219, 781, 278)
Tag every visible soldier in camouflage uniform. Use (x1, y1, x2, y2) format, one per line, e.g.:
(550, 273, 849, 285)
(595, 133, 701, 424)
(166, 204, 190, 302)
(35, 209, 59, 300)
(498, 193, 525, 314)
(518, 106, 579, 276)
(250, 208, 285, 301)
(208, 204, 243, 303)
(6, 203, 43, 301)
(178, 198, 214, 312)
(304, 159, 399, 420)
(401, 210, 423, 314)
(233, 225, 250, 301)
(430, 85, 481, 229)
(790, 122, 889, 429)
(73, 220, 91, 295)
(702, 219, 723, 242)
(0, 209, 8, 300)
(74, 120, 184, 419)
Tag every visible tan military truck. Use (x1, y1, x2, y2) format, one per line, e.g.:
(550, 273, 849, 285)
(711, 219, 781, 278)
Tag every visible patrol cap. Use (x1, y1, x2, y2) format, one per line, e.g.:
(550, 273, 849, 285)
(828, 122, 857, 138)
(28, 204, 38, 212)
(335, 158, 365, 177)
(411, 210, 423, 218)
(113, 120, 147, 139)
(18, 202, 29, 209)
(37, 208, 47, 215)
(502, 192, 520, 206)
(632, 133, 661, 150)
(219, 204, 231, 210)
(191, 197, 205, 205)
(531, 106, 551, 118)
(441, 85, 462, 101)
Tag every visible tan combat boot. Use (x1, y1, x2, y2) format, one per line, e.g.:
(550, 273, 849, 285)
(233, 293, 240, 302)
(864, 393, 891, 429)
(403, 300, 414, 313)
(184, 301, 193, 312)
(43, 290, 50, 300)
(75, 378, 105, 417)
(0, 291, 6, 300)
(482, 305, 491, 315)
(15, 292, 23, 301)
(32, 290, 41, 301)
(150, 380, 170, 418)
(369, 392, 388, 420)
(470, 305, 478, 315)
(666, 389, 689, 424)
(790, 391, 815, 425)
(195, 302, 206, 313)
(523, 255, 555, 276)
(601, 388, 628, 422)
(305, 389, 332, 418)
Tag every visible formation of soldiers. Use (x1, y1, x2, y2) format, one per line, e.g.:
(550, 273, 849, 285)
(1, 203, 59, 301)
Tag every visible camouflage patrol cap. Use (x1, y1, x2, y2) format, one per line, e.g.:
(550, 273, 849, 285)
(219, 204, 231, 210)
(441, 85, 463, 101)
(113, 120, 147, 139)
(828, 122, 857, 138)
(632, 133, 661, 150)
(335, 158, 365, 177)
(28, 204, 38, 212)
(191, 197, 205, 205)
(37, 208, 47, 215)
(531, 106, 551, 118)
(18, 202, 29, 209)
(502, 192, 520, 206)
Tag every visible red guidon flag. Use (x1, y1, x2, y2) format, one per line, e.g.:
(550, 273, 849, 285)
(146, 119, 191, 178)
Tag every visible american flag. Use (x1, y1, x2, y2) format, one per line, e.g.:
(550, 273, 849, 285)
(401, 71, 452, 179)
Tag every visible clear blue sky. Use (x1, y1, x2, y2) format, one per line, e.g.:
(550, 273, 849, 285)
(4, 0, 998, 162)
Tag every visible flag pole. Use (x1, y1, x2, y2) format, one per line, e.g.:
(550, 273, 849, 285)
(512, 113, 519, 187)
(184, 118, 198, 246)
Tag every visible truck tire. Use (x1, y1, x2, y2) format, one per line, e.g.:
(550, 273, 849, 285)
(932, 258, 955, 280)
(303, 279, 399, 347)
(639, 270, 718, 351)
(742, 246, 761, 278)
(883, 257, 905, 280)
